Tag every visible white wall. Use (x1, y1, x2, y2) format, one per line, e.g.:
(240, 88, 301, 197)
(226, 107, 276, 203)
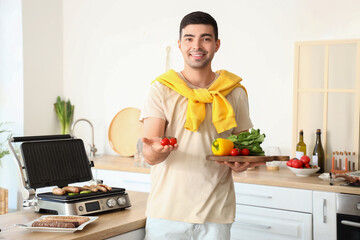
(22, 0, 63, 135)
(62, 0, 360, 156)
(1, 0, 360, 210)
(0, 0, 24, 210)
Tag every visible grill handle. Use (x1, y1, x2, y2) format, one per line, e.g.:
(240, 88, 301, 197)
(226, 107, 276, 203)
(12, 134, 72, 142)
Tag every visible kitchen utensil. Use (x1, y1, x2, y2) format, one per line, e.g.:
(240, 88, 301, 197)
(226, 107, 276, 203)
(287, 166, 320, 177)
(19, 215, 98, 233)
(8, 135, 131, 215)
(0, 224, 27, 232)
(265, 147, 282, 170)
(318, 173, 345, 182)
(108, 107, 143, 157)
(206, 155, 289, 162)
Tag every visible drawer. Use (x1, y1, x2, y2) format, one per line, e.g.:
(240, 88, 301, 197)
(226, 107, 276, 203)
(231, 204, 312, 240)
(234, 183, 312, 213)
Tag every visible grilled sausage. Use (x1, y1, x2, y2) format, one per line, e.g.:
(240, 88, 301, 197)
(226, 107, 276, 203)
(43, 216, 90, 225)
(37, 219, 80, 227)
(32, 221, 76, 228)
(99, 184, 112, 191)
(52, 187, 66, 196)
(83, 185, 98, 192)
(62, 186, 80, 193)
(91, 184, 107, 192)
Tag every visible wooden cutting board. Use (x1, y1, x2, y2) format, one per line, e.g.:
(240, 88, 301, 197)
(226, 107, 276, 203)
(108, 108, 143, 157)
(206, 155, 289, 162)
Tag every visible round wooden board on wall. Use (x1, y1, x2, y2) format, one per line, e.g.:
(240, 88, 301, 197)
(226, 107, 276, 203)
(108, 107, 143, 157)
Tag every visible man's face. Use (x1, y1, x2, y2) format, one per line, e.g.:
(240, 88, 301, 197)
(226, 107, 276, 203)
(178, 24, 220, 69)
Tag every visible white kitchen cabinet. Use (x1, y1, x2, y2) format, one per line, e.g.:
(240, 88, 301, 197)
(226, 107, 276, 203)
(92, 169, 151, 193)
(232, 204, 312, 240)
(233, 183, 313, 240)
(105, 228, 145, 240)
(312, 191, 336, 240)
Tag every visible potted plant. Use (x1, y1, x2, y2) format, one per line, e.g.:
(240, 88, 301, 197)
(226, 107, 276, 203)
(0, 122, 11, 167)
(54, 96, 75, 134)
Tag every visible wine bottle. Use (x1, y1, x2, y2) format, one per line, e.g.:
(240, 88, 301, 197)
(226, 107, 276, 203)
(296, 130, 307, 159)
(312, 129, 325, 173)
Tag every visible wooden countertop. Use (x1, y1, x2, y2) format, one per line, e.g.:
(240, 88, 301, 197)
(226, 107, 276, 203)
(92, 155, 360, 194)
(233, 166, 360, 194)
(91, 155, 151, 174)
(0, 191, 148, 240)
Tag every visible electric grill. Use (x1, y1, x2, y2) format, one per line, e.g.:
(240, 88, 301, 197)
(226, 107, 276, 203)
(8, 134, 131, 215)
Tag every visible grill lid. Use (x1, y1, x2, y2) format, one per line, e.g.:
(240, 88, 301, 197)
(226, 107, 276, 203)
(19, 136, 93, 189)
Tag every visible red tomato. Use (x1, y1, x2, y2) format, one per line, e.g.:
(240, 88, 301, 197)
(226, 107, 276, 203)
(230, 148, 239, 156)
(292, 159, 304, 168)
(169, 137, 177, 146)
(240, 148, 250, 156)
(300, 155, 310, 165)
(305, 163, 311, 168)
(287, 158, 298, 167)
(160, 137, 170, 146)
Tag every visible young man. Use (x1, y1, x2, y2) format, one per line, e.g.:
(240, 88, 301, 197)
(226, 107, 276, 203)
(140, 11, 263, 240)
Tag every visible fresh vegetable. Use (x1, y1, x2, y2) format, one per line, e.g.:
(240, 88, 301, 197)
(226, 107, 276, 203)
(80, 190, 91, 194)
(68, 192, 79, 196)
(240, 148, 250, 156)
(291, 159, 303, 168)
(54, 96, 75, 134)
(169, 137, 177, 146)
(212, 138, 234, 156)
(161, 137, 170, 146)
(227, 128, 266, 156)
(300, 155, 310, 164)
(230, 148, 240, 156)
(287, 156, 318, 169)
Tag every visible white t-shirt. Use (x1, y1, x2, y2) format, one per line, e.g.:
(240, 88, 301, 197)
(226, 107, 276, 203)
(140, 72, 253, 223)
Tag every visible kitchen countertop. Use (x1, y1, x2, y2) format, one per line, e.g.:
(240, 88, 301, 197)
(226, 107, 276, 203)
(92, 155, 360, 194)
(0, 191, 148, 240)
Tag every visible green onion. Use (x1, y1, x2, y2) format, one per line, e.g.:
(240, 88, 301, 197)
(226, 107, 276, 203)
(54, 96, 75, 134)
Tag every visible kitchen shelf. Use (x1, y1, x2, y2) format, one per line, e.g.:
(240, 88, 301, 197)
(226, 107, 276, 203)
(293, 39, 360, 171)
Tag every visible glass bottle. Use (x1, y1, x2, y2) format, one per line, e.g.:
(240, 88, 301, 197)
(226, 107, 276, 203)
(312, 129, 325, 173)
(296, 130, 307, 159)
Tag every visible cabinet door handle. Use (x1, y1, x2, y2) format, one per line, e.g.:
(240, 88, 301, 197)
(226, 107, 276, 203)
(237, 193, 272, 199)
(322, 199, 327, 223)
(341, 220, 360, 228)
(234, 221, 271, 230)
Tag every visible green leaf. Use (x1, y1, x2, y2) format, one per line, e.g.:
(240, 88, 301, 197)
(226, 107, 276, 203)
(227, 128, 266, 156)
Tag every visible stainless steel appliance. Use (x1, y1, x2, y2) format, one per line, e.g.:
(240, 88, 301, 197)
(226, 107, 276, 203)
(336, 193, 360, 240)
(8, 135, 131, 215)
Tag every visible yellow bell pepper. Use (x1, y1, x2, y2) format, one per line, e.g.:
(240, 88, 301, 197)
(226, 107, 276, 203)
(211, 138, 234, 156)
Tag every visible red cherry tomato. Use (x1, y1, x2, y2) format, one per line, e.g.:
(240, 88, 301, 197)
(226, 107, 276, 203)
(292, 159, 303, 168)
(169, 137, 177, 146)
(160, 137, 170, 146)
(230, 148, 239, 156)
(240, 148, 250, 156)
(300, 155, 310, 165)
(305, 163, 311, 168)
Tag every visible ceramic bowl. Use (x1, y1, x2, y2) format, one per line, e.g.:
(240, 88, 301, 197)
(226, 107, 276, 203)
(287, 166, 320, 177)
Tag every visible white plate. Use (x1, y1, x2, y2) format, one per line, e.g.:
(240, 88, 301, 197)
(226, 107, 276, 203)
(20, 215, 98, 233)
(318, 173, 345, 181)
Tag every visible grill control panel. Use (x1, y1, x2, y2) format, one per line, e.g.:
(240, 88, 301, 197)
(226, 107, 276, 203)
(36, 193, 131, 216)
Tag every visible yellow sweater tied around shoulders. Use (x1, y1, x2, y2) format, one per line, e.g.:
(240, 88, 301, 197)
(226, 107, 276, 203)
(153, 69, 247, 134)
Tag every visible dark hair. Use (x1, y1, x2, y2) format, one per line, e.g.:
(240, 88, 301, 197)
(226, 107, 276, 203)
(179, 11, 218, 40)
